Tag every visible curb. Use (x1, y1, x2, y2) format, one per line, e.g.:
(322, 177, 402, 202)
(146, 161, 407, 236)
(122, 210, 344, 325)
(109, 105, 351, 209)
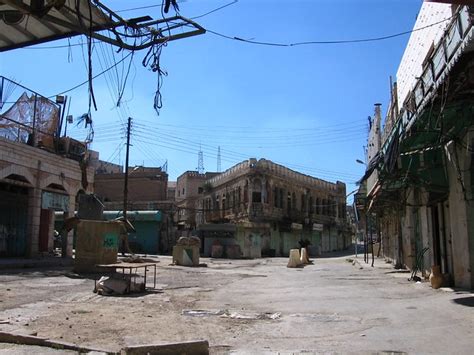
(120, 340, 209, 355)
(0, 331, 113, 354)
(0, 331, 210, 354)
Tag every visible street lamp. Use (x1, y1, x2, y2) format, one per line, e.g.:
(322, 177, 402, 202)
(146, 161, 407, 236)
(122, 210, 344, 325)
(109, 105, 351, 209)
(355, 159, 366, 166)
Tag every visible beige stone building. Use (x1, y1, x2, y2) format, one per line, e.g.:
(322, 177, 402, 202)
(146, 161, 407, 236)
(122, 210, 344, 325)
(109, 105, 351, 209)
(189, 158, 349, 258)
(94, 166, 168, 210)
(0, 77, 97, 258)
(175, 171, 220, 230)
(0, 129, 95, 258)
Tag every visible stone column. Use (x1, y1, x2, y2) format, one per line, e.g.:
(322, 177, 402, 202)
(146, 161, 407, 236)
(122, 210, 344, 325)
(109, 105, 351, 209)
(26, 187, 41, 257)
(63, 194, 76, 258)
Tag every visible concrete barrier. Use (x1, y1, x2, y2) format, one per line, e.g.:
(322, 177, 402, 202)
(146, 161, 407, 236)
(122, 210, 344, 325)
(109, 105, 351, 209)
(287, 249, 301, 268)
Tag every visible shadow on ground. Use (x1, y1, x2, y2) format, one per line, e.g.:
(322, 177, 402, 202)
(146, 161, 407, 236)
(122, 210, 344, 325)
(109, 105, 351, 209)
(452, 296, 474, 307)
(317, 244, 361, 258)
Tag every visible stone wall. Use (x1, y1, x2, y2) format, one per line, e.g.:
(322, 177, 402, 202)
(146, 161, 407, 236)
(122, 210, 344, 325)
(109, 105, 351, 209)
(94, 168, 168, 203)
(0, 138, 95, 257)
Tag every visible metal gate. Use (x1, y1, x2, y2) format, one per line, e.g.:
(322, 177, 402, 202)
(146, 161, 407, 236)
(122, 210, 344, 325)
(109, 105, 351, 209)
(0, 185, 28, 257)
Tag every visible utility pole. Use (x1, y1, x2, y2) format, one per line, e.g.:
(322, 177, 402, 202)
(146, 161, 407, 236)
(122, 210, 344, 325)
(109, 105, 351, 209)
(123, 117, 132, 220)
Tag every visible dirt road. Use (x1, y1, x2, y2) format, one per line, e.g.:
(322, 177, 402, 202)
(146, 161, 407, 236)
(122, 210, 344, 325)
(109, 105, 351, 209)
(0, 255, 473, 354)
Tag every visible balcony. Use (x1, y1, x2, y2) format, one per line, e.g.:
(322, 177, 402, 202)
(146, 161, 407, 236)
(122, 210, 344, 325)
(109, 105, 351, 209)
(398, 6, 473, 133)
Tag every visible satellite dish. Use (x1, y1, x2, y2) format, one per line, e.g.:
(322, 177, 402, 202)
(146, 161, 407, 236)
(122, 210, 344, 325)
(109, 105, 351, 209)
(0, 10, 25, 26)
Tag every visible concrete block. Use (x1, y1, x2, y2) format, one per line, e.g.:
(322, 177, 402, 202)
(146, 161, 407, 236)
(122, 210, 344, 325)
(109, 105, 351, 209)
(287, 249, 302, 268)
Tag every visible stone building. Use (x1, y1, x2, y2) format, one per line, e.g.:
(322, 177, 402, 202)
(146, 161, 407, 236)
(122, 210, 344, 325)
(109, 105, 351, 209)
(94, 165, 175, 253)
(0, 77, 95, 257)
(167, 181, 176, 201)
(175, 171, 220, 230)
(94, 166, 168, 210)
(358, 3, 474, 289)
(192, 158, 349, 258)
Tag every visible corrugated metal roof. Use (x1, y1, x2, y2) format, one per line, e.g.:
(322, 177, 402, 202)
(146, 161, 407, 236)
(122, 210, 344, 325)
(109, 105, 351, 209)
(0, 1, 205, 52)
(0, 0, 113, 52)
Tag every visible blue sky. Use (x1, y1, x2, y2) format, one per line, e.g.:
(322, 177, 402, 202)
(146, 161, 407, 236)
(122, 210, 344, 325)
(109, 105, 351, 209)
(0, 0, 424, 199)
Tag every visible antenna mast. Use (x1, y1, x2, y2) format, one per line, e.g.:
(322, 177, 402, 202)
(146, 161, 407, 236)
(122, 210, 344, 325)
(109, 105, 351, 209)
(197, 145, 204, 174)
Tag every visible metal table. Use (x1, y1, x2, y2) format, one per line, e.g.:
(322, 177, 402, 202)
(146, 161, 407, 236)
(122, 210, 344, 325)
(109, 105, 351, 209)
(95, 262, 157, 292)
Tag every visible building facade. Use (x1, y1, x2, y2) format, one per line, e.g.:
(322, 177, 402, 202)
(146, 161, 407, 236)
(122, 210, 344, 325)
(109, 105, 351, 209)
(358, 3, 474, 289)
(94, 166, 168, 209)
(192, 158, 349, 258)
(175, 171, 220, 230)
(94, 165, 175, 253)
(0, 77, 95, 257)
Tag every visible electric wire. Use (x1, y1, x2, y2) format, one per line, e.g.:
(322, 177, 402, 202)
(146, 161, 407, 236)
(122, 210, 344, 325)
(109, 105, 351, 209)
(133, 133, 358, 181)
(204, 15, 454, 47)
(131, 124, 362, 178)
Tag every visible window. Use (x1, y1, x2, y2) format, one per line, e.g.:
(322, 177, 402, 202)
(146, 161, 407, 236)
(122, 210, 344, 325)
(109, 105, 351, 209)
(252, 191, 261, 203)
(198, 187, 203, 194)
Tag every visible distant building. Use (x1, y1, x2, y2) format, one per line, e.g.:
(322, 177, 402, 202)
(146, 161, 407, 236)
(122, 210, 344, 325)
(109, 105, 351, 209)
(167, 181, 176, 201)
(94, 165, 174, 253)
(185, 158, 349, 258)
(94, 165, 168, 210)
(175, 171, 220, 230)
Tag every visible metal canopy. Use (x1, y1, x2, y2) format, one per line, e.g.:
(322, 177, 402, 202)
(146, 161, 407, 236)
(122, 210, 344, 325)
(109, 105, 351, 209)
(0, 0, 205, 52)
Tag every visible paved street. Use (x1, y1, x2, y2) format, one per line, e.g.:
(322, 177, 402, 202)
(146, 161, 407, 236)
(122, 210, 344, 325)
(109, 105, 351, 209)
(0, 254, 473, 354)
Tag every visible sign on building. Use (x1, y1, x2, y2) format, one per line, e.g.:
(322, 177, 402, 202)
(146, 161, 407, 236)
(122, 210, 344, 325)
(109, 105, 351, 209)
(312, 223, 324, 231)
(291, 223, 303, 230)
(42, 191, 69, 211)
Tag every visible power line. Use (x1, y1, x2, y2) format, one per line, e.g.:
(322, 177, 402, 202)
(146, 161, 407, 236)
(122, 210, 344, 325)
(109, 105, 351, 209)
(48, 51, 134, 97)
(132, 133, 359, 180)
(22, 11, 452, 51)
(205, 15, 453, 47)
(190, 0, 238, 20)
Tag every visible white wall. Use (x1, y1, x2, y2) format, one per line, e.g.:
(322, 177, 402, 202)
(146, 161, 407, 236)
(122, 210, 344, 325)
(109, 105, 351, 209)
(396, 2, 452, 106)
